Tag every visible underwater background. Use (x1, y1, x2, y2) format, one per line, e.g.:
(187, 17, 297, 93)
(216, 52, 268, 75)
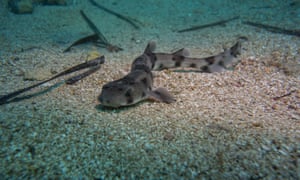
(0, 0, 299, 179)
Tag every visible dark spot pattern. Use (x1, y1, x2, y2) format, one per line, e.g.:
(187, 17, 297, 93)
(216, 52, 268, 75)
(125, 89, 134, 104)
(190, 63, 197, 68)
(205, 56, 215, 65)
(201, 65, 209, 72)
(121, 76, 135, 85)
(141, 78, 148, 86)
(125, 89, 132, 97)
(158, 63, 164, 70)
(172, 56, 185, 67)
(218, 61, 225, 67)
(126, 97, 134, 104)
(175, 61, 181, 67)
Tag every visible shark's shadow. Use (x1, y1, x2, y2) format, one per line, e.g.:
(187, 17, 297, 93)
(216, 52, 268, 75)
(94, 100, 149, 113)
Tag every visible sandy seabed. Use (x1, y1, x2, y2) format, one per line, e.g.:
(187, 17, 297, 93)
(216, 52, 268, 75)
(0, 0, 299, 179)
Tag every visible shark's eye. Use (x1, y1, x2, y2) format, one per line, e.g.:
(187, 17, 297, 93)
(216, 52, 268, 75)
(201, 65, 209, 72)
(141, 78, 148, 86)
(102, 85, 109, 89)
(141, 91, 146, 98)
(158, 64, 164, 70)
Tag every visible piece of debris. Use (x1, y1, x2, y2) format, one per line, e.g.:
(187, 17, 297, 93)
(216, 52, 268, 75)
(243, 21, 300, 37)
(0, 56, 105, 105)
(177, 16, 239, 33)
(88, 0, 141, 29)
(64, 10, 123, 53)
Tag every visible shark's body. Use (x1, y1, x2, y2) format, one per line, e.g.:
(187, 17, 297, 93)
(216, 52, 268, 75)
(98, 39, 244, 108)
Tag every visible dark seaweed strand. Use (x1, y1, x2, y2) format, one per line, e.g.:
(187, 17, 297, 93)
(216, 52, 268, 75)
(63, 34, 99, 53)
(66, 65, 101, 84)
(80, 10, 109, 45)
(243, 21, 300, 37)
(0, 78, 54, 105)
(80, 10, 123, 52)
(88, 0, 140, 29)
(177, 16, 240, 33)
(0, 56, 105, 105)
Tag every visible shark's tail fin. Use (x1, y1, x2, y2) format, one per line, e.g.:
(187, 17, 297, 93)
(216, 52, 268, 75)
(230, 36, 248, 57)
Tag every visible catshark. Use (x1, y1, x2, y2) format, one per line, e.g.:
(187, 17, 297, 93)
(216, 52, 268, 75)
(98, 38, 245, 108)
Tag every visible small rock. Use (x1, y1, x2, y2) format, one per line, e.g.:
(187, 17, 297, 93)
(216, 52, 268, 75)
(8, 0, 33, 14)
(143, 143, 154, 152)
(163, 132, 175, 141)
(23, 68, 52, 81)
(13, 69, 24, 76)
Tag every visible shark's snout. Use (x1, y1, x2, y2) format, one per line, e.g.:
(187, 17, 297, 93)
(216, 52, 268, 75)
(98, 95, 103, 103)
(98, 93, 121, 108)
(98, 94, 110, 105)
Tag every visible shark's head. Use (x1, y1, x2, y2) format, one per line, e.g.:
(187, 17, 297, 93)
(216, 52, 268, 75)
(98, 42, 157, 108)
(98, 41, 177, 108)
(98, 83, 136, 108)
(98, 69, 153, 108)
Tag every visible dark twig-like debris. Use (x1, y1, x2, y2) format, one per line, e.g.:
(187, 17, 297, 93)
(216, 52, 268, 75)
(88, 0, 141, 29)
(63, 34, 99, 53)
(243, 21, 300, 37)
(177, 16, 240, 33)
(64, 10, 123, 53)
(80, 10, 123, 52)
(80, 10, 109, 44)
(273, 90, 296, 100)
(0, 56, 105, 105)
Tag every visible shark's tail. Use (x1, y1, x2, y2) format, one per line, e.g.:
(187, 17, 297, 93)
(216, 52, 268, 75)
(230, 36, 248, 57)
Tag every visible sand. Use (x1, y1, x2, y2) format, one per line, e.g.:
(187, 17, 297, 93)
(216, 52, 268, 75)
(0, 0, 299, 179)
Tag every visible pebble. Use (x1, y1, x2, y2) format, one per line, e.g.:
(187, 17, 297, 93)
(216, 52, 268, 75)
(8, 0, 67, 14)
(143, 143, 154, 152)
(23, 68, 52, 81)
(8, 0, 33, 14)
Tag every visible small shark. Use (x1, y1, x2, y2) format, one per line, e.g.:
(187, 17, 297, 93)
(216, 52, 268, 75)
(98, 38, 245, 108)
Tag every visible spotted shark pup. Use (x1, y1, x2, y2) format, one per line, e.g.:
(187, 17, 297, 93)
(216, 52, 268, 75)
(98, 38, 245, 108)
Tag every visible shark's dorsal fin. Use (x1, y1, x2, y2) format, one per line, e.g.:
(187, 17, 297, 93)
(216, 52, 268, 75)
(144, 41, 156, 54)
(172, 48, 190, 57)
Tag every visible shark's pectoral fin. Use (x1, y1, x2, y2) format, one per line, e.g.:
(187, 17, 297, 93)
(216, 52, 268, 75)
(148, 87, 176, 103)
